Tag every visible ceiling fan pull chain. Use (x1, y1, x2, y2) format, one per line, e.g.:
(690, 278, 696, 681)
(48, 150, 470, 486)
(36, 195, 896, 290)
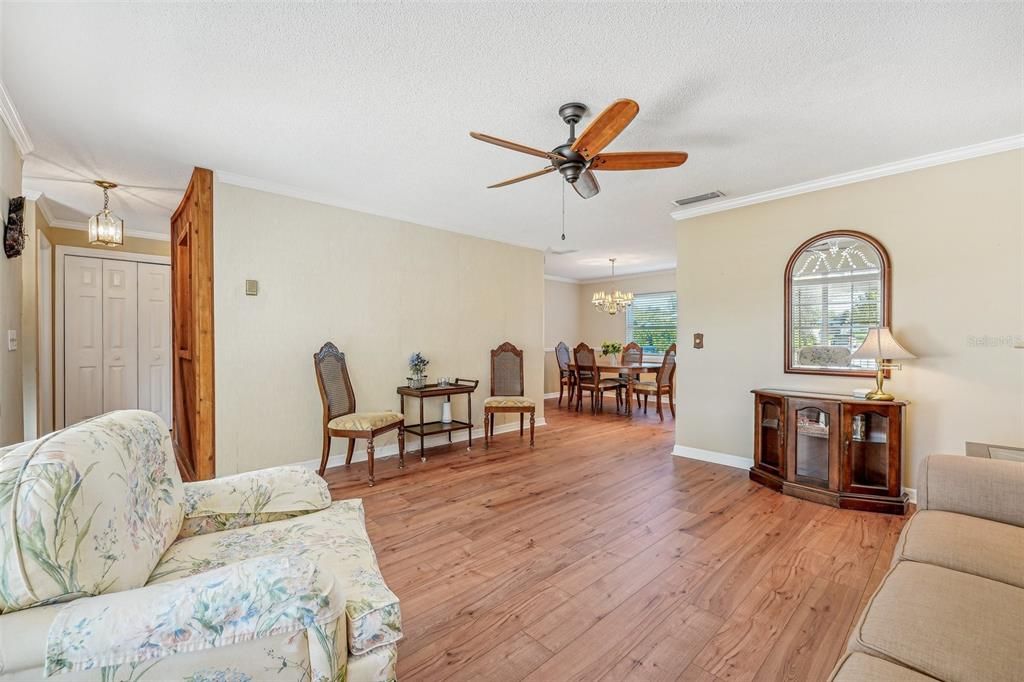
(561, 180, 566, 241)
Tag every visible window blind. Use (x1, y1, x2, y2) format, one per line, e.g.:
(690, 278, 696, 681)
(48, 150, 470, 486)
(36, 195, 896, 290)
(626, 291, 677, 352)
(791, 272, 881, 367)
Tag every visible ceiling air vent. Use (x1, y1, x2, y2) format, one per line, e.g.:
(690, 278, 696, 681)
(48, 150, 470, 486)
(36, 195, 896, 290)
(671, 190, 724, 208)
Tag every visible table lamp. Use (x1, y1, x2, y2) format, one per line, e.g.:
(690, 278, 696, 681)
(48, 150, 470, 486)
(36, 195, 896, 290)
(851, 327, 916, 401)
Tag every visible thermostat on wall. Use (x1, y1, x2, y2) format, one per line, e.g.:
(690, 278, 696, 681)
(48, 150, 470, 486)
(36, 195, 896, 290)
(245, 280, 259, 296)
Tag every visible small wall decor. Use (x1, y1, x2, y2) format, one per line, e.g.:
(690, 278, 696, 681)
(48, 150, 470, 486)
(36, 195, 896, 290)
(4, 196, 25, 259)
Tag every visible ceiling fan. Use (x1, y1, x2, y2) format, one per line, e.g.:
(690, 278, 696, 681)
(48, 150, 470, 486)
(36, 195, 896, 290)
(470, 99, 687, 199)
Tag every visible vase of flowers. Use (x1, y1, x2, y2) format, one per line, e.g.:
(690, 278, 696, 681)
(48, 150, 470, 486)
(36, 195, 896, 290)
(601, 341, 623, 358)
(407, 352, 429, 388)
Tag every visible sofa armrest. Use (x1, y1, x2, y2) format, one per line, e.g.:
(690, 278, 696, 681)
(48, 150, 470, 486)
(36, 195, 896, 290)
(44, 555, 342, 676)
(179, 466, 330, 537)
(918, 454, 1024, 527)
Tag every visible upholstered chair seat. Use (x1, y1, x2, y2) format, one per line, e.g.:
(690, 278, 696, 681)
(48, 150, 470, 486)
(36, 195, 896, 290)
(484, 396, 536, 408)
(328, 411, 404, 431)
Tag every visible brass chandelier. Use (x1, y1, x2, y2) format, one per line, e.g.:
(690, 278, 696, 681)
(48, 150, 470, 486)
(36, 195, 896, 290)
(88, 180, 124, 247)
(591, 258, 634, 315)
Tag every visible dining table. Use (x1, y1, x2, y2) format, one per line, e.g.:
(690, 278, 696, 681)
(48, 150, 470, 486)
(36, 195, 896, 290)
(567, 359, 662, 416)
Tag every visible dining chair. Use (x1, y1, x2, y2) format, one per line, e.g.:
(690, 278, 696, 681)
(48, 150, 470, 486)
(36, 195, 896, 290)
(555, 341, 575, 407)
(619, 341, 644, 410)
(573, 342, 623, 414)
(634, 343, 676, 421)
(313, 342, 405, 485)
(484, 342, 536, 448)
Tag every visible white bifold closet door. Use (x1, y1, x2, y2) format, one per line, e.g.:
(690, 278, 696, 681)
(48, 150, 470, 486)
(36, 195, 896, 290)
(138, 263, 172, 426)
(64, 255, 171, 427)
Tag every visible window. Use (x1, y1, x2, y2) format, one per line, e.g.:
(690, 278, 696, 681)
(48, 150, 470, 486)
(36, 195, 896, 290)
(786, 231, 890, 376)
(626, 292, 677, 353)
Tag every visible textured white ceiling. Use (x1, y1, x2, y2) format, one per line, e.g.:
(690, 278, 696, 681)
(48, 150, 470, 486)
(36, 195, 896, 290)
(4, 3, 1022, 278)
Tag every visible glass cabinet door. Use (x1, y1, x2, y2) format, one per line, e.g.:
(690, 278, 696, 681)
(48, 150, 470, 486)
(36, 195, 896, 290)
(843, 405, 899, 496)
(788, 399, 840, 489)
(755, 395, 785, 476)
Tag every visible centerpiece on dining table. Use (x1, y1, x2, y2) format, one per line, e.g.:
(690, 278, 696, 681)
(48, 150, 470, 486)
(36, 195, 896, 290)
(600, 341, 623, 359)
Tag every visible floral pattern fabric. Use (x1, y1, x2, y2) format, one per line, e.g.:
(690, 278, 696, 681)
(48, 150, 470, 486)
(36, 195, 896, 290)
(44, 554, 342, 677)
(0, 411, 184, 613)
(179, 466, 330, 538)
(150, 500, 402, 656)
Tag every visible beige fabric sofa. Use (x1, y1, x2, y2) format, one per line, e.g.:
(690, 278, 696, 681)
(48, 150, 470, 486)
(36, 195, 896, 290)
(829, 454, 1024, 682)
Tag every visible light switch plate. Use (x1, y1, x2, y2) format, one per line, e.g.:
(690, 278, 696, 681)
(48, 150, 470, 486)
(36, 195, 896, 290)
(245, 280, 259, 296)
(7, 330, 17, 351)
(693, 332, 704, 349)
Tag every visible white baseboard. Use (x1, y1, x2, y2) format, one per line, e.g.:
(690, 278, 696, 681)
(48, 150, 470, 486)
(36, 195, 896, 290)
(671, 446, 919, 504)
(296, 417, 547, 470)
(543, 391, 560, 399)
(672, 444, 754, 470)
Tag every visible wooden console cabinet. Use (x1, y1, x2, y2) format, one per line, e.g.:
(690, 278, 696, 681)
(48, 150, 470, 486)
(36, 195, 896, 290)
(750, 389, 908, 514)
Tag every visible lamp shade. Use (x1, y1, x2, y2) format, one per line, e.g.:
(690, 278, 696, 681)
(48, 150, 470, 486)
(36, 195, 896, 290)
(851, 327, 916, 361)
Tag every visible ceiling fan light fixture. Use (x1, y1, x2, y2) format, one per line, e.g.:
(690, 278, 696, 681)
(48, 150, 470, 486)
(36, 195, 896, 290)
(88, 180, 124, 247)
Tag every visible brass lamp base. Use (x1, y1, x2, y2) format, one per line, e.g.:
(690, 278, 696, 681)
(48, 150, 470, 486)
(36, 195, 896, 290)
(866, 366, 896, 401)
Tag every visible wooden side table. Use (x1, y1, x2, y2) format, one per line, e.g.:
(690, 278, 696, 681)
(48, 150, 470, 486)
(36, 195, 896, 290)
(397, 379, 479, 460)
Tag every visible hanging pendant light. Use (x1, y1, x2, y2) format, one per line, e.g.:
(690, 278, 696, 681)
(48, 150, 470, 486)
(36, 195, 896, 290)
(88, 181, 124, 247)
(591, 258, 634, 315)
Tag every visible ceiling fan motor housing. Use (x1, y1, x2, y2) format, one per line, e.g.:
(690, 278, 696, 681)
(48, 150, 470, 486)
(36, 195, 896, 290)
(551, 143, 588, 183)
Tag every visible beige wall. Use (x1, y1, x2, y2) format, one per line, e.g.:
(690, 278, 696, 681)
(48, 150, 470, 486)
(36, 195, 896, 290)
(0, 123, 23, 446)
(212, 181, 545, 475)
(675, 150, 1024, 489)
(543, 277, 580, 394)
(579, 270, 676, 348)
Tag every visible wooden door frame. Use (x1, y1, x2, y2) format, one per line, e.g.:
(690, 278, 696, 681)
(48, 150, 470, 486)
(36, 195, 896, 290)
(55, 246, 170, 429)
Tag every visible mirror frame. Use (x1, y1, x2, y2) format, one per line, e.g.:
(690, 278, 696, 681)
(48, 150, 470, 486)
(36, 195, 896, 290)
(784, 229, 892, 377)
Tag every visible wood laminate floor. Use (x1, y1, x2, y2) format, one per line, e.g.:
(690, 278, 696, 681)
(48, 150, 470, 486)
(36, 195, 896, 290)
(325, 398, 908, 681)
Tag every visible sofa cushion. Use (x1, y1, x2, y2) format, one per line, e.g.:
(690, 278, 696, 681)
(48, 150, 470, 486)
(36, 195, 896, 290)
(849, 561, 1024, 682)
(0, 411, 184, 613)
(893, 510, 1024, 589)
(829, 652, 938, 682)
(149, 499, 401, 656)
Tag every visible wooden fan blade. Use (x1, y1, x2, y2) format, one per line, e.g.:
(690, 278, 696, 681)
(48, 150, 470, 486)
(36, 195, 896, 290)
(470, 132, 565, 161)
(572, 169, 600, 199)
(589, 151, 688, 171)
(570, 99, 639, 160)
(487, 166, 556, 189)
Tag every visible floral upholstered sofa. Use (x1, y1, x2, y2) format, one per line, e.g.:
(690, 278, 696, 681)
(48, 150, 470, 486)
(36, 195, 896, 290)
(0, 410, 401, 681)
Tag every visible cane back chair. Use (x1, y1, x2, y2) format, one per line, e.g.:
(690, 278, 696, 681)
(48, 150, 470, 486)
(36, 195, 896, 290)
(555, 341, 575, 407)
(484, 342, 536, 448)
(619, 341, 644, 410)
(574, 342, 624, 414)
(634, 343, 677, 421)
(313, 342, 405, 485)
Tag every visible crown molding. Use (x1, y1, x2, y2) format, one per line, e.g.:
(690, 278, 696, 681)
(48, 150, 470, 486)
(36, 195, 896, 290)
(671, 133, 1024, 222)
(22, 189, 42, 201)
(47, 217, 171, 242)
(0, 79, 34, 157)
(543, 274, 580, 284)
(578, 267, 677, 284)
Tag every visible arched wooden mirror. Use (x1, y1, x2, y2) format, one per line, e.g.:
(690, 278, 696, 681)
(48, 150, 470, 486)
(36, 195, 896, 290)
(785, 230, 891, 376)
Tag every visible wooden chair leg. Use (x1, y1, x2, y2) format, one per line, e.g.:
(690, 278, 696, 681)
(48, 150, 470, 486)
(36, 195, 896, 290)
(657, 394, 664, 422)
(558, 380, 564, 407)
(636, 391, 642, 409)
(644, 394, 649, 414)
(366, 437, 375, 487)
(529, 409, 535, 447)
(318, 429, 332, 476)
(484, 410, 490, 449)
(398, 426, 405, 469)
(345, 438, 355, 466)
(491, 412, 496, 438)
(669, 389, 676, 418)
(520, 413, 524, 436)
